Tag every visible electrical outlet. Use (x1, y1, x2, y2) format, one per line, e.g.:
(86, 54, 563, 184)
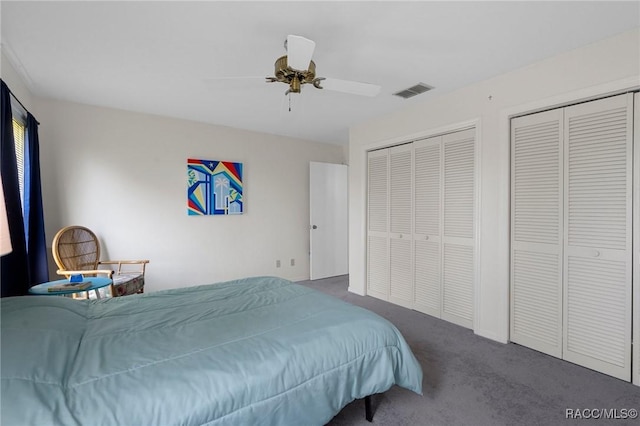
(290, 258, 295, 266)
(276, 260, 281, 268)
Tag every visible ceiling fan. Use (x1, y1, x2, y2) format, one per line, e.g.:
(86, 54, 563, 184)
(265, 35, 381, 97)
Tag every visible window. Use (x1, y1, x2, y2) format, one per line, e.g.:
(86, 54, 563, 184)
(11, 97, 27, 214)
(12, 117, 25, 210)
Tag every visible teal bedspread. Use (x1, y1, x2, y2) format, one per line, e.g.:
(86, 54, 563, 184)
(1, 276, 422, 425)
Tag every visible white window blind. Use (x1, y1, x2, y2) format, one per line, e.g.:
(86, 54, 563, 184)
(12, 118, 26, 210)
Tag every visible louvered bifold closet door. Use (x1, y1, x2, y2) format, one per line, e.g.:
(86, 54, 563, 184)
(562, 94, 632, 381)
(389, 144, 414, 308)
(510, 109, 564, 358)
(441, 129, 475, 328)
(413, 136, 442, 317)
(367, 149, 390, 300)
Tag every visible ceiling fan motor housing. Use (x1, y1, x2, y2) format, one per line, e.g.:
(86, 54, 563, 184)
(273, 55, 316, 93)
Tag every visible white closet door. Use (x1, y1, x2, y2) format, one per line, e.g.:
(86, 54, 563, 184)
(562, 93, 632, 381)
(510, 109, 564, 358)
(367, 149, 389, 300)
(441, 128, 475, 328)
(413, 136, 442, 317)
(389, 144, 414, 308)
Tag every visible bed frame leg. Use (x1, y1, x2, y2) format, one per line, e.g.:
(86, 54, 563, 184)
(365, 395, 373, 422)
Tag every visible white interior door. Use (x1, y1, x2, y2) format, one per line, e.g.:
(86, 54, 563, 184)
(367, 150, 390, 299)
(441, 128, 476, 328)
(562, 94, 632, 381)
(413, 136, 442, 317)
(510, 109, 564, 358)
(510, 93, 633, 382)
(389, 144, 414, 308)
(310, 162, 348, 280)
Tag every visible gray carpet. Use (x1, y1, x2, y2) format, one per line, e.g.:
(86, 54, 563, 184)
(297, 275, 640, 426)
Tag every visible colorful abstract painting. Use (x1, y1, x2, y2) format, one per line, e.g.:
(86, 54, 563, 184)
(187, 159, 243, 215)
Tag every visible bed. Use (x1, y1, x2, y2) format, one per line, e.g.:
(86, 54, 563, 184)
(1, 276, 423, 425)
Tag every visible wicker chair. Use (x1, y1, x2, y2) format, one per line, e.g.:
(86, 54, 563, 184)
(52, 225, 149, 297)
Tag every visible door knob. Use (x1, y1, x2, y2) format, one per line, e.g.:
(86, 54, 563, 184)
(312, 225, 318, 230)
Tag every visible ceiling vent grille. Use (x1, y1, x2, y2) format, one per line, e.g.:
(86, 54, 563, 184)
(393, 83, 433, 99)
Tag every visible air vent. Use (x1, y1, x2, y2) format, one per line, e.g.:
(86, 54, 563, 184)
(393, 83, 433, 99)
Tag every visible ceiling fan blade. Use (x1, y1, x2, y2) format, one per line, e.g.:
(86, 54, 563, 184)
(320, 78, 381, 97)
(287, 35, 316, 71)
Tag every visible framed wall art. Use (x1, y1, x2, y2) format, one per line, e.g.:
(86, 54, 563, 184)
(187, 158, 243, 215)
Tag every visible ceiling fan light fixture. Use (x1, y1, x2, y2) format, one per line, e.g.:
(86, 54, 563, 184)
(286, 35, 316, 71)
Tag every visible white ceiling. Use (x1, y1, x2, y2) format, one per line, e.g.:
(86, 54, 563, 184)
(2, 1, 639, 145)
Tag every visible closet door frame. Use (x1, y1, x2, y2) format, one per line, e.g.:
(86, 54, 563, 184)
(498, 77, 639, 384)
(505, 81, 639, 384)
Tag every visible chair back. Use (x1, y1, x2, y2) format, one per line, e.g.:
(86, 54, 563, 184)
(52, 226, 101, 272)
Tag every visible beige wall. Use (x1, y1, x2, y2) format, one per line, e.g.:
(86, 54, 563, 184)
(33, 99, 344, 290)
(348, 28, 640, 344)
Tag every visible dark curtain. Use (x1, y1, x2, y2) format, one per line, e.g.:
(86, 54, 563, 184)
(1, 80, 29, 296)
(0, 80, 48, 297)
(25, 113, 48, 284)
